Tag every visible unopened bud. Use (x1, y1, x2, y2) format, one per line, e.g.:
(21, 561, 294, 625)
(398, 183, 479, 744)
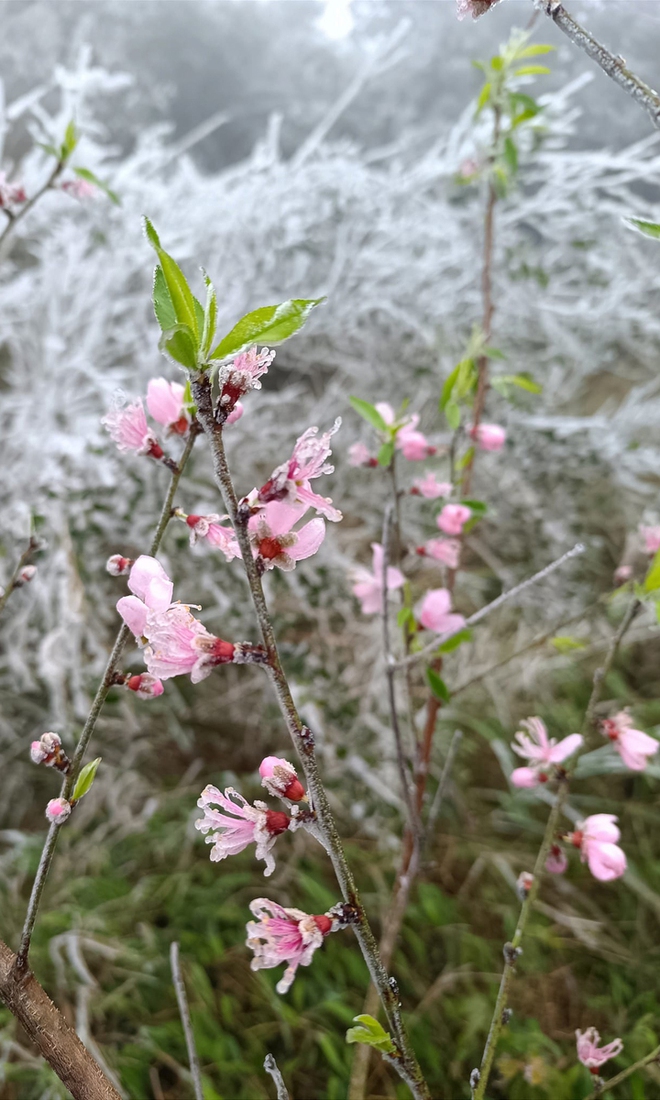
(106, 555, 133, 576)
(469, 1068, 480, 1090)
(259, 756, 306, 801)
(516, 871, 534, 900)
(30, 732, 69, 772)
(16, 565, 37, 586)
(125, 673, 164, 699)
(45, 798, 72, 825)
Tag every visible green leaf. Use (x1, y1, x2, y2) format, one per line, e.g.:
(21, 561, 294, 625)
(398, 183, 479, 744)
(38, 142, 60, 158)
(210, 298, 324, 360)
(644, 550, 660, 593)
(397, 606, 415, 631)
(460, 498, 487, 515)
(72, 757, 101, 802)
(200, 274, 217, 358)
(153, 265, 177, 332)
(377, 441, 395, 467)
(73, 166, 120, 205)
(61, 120, 78, 160)
(511, 108, 540, 129)
(626, 218, 660, 240)
(550, 635, 586, 653)
(159, 325, 198, 369)
(455, 357, 478, 401)
(514, 64, 551, 76)
(456, 445, 474, 471)
(346, 1016, 395, 1055)
(182, 377, 197, 416)
(510, 92, 540, 115)
(426, 669, 450, 704)
(515, 44, 554, 58)
(349, 397, 388, 433)
(483, 345, 507, 360)
(494, 372, 542, 396)
(143, 217, 199, 346)
(440, 364, 461, 411)
(438, 628, 473, 653)
(490, 56, 504, 71)
(445, 401, 461, 431)
(503, 136, 518, 174)
(476, 82, 492, 114)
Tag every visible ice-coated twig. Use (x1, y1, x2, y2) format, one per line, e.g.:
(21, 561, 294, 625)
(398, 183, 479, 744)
(0, 159, 64, 263)
(0, 535, 41, 615)
(472, 596, 641, 1100)
(13, 429, 198, 972)
(191, 373, 430, 1100)
(535, 1, 660, 130)
(396, 543, 585, 671)
(264, 1054, 291, 1100)
(170, 942, 204, 1100)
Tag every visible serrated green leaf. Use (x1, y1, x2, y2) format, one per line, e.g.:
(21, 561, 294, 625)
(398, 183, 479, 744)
(440, 364, 461, 411)
(73, 166, 120, 205)
(159, 324, 198, 369)
(514, 44, 555, 59)
(503, 135, 518, 174)
(192, 295, 205, 336)
(62, 120, 78, 160)
(346, 1016, 395, 1055)
(495, 372, 542, 395)
(143, 218, 200, 347)
(644, 550, 660, 593)
(210, 298, 324, 360)
(514, 64, 551, 76)
(143, 216, 161, 249)
(72, 757, 101, 802)
(445, 401, 461, 431)
(426, 669, 450, 704)
(550, 635, 586, 653)
(476, 82, 492, 114)
(200, 275, 217, 358)
(349, 397, 387, 432)
(377, 441, 395, 467)
(153, 265, 176, 332)
(438, 628, 473, 653)
(626, 218, 660, 240)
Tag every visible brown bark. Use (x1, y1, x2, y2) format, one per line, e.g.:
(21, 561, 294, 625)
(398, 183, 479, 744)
(0, 939, 121, 1100)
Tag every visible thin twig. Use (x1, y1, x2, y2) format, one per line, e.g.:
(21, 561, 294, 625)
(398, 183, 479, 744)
(584, 1044, 660, 1099)
(191, 375, 430, 1100)
(396, 543, 585, 671)
(170, 942, 204, 1100)
(0, 159, 64, 263)
(472, 596, 641, 1100)
(264, 1054, 291, 1100)
(0, 536, 41, 615)
(13, 428, 198, 971)
(536, 1, 660, 130)
(424, 729, 462, 845)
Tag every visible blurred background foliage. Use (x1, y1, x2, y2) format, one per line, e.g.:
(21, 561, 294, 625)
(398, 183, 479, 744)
(1, 1, 660, 1098)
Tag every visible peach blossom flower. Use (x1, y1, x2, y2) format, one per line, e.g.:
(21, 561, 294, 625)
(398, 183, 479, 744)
(0, 172, 27, 206)
(196, 785, 290, 876)
(416, 588, 465, 635)
(601, 711, 658, 771)
(470, 423, 506, 452)
(411, 473, 452, 499)
(348, 442, 376, 468)
(258, 420, 342, 522)
(456, 0, 501, 20)
(30, 732, 66, 768)
(102, 399, 163, 459)
(106, 555, 133, 576)
(249, 501, 326, 572)
(60, 178, 96, 200)
(227, 401, 244, 424)
(640, 525, 660, 555)
(396, 421, 435, 461)
(351, 543, 404, 615)
(124, 673, 164, 699)
(546, 845, 568, 875)
(437, 503, 471, 536)
(146, 378, 189, 434)
(571, 815, 626, 882)
(576, 1027, 623, 1071)
(260, 757, 306, 801)
(511, 717, 582, 788)
(416, 538, 461, 569)
(246, 898, 334, 993)
(217, 346, 275, 418)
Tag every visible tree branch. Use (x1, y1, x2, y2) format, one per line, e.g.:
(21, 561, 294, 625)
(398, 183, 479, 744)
(536, 1, 660, 130)
(0, 937, 121, 1100)
(170, 941, 203, 1100)
(264, 1054, 291, 1100)
(13, 428, 198, 971)
(584, 1044, 660, 1099)
(191, 374, 430, 1100)
(0, 535, 41, 615)
(0, 159, 64, 264)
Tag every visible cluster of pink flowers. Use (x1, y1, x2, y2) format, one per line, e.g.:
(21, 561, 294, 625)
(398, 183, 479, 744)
(576, 1027, 623, 1074)
(351, 543, 404, 615)
(545, 815, 627, 883)
(102, 376, 196, 461)
(216, 346, 275, 421)
(115, 556, 265, 683)
(0, 172, 27, 208)
(511, 717, 582, 789)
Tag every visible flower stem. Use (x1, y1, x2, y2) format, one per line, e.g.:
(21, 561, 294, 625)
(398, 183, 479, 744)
(191, 374, 430, 1100)
(584, 1044, 660, 1099)
(472, 596, 641, 1100)
(170, 941, 204, 1100)
(0, 536, 41, 615)
(0, 160, 64, 264)
(13, 429, 198, 971)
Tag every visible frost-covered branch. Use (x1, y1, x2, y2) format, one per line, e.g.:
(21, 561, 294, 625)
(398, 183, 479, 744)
(264, 1054, 291, 1100)
(0, 534, 40, 615)
(170, 941, 204, 1100)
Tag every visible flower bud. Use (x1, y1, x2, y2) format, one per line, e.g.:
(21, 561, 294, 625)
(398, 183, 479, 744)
(30, 732, 69, 771)
(516, 871, 534, 900)
(259, 756, 306, 801)
(16, 565, 37, 586)
(125, 673, 164, 699)
(45, 798, 72, 825)
(106, 555, 133, 576)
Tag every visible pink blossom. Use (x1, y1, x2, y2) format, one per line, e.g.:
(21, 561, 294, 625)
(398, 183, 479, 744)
(106, 555, 133, 576)
(411, 473, 452, 500)
(102, 399, 164, 459)
(437, 504, 471, 536)
(640, 525, 660, 555)
(348, 442, 376, 468)
(30, 732, 66, 768)
(416, 538, 461, 569)
(571, 815, 627, 882)
(196, 785, 290, 876)
(125, 673, 164, 699)
(351, 542, 404, 615)
(217, 346, 275, 418)
(260, 756, 306, 801)
(546, 845, 568, 875)
(416, 588, 465, 636)
(470, 423, 506, 452)
(246, 898, 334, 993)
(0, 172, 27, 207)
(178, 511, 241, 560)
(456, 0, 501, 20)
(60, 178, 96, 200)
(396, 421, 436, 461)
(226, 401, 244, 425)
(458, 158, 480, 180)
(249, 501, 325, 572)
(375, 402, 395, 425)
(146, 378, 189, 434)
(45, 798, 72, 825)
(614, 564, 632, 586)
(511, 717, 582, 788)
(601, 711, 658, 771)
(17, 565, 37, 585)
(576, 1027, 623, 1071)
(258, 420, 342, 522)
